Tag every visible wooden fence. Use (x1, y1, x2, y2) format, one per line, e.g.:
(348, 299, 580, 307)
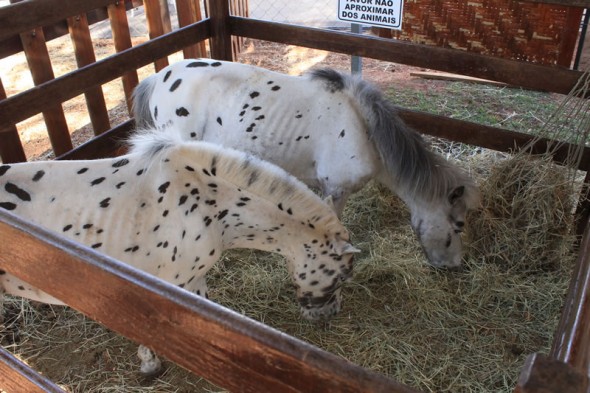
(1, 0, 590, 392)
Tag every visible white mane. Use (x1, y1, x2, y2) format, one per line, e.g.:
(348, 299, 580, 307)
(128, 127, 348, 237)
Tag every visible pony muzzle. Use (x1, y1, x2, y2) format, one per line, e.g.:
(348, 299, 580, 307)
(298, 289, 342, 321)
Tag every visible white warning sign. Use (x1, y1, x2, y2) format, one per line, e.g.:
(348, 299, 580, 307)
(337, 0, 404, 30)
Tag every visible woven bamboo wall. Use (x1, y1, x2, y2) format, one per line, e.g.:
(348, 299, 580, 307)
(378, 0, 583, 67)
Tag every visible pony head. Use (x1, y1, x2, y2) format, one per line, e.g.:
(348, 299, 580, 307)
(287, 229, 360, 321)
(410, 184, 480, 269)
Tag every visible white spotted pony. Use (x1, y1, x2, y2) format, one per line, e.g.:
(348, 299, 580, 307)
(0, 126, 358, 375)
(133, 59, 480, 268)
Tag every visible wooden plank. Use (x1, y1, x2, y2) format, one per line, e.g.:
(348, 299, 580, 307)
(396, 108, 590, 171)
(410, 71, 509, 87)
(19, 26, 73, 156)
(551, 215, 590, 372)
(143, 0, 170, 71)
(0, 0, 143, 59)
(56, 119, 135, 160)
(0, 346, 66, 393)
(0, 21, 210, 128)
(0, 0, 114, 41)
(229, 17, 583, 94)
(208, 0, 233, 60)
(107, 0, 140, 112)
(0, 78, 26, 163)
(514, 353, 589, 393)
(175, 0, 206, 58)
(67, 13, 111, 135)
(557, 7, 584, 67)
(0, 209, 421, 393)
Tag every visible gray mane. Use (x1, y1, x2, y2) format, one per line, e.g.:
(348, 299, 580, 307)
(309, 68, 478, 207)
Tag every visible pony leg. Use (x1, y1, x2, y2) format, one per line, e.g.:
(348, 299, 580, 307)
(192, 277, 209, 299)
(135, 277, 208, 376)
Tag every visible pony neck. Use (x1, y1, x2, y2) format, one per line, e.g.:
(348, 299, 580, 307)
(219, 200, 299, 258)
(377, 168, 432, 212)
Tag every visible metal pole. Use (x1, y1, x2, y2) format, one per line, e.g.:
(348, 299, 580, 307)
(351, 23, 362, 75)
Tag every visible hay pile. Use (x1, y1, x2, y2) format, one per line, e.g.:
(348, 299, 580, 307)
(467, 153, 577, 273)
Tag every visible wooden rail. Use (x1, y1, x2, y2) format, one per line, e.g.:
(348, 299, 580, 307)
(0, 209, 419, 393)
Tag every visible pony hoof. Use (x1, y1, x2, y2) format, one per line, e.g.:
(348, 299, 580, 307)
(138, 346, 163, 378)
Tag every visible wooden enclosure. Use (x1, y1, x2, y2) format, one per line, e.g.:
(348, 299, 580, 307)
(1, 0, 590, 391)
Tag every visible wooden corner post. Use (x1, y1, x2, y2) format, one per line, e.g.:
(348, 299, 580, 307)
(208, 0, 233, 61)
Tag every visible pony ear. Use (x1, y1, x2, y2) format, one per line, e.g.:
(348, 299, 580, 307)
(338, 243, 361, 255)
(448, 186, 465, 205)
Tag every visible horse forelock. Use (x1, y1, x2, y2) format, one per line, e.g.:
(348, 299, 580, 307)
(312, 68, 479, 208)
(128, 127, 345, 236)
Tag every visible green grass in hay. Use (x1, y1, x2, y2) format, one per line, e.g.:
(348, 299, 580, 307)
(386, 81, 565, 140)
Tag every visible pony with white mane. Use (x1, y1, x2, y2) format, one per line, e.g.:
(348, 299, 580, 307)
(0, 126, 358, 375)
(132, 59, 480, 268)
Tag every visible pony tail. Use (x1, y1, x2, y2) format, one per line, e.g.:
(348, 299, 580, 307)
(132, 74, 158, 129)
(127, 127, 184, 167)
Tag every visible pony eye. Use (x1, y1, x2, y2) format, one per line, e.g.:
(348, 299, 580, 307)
(456, 221, 465, 228)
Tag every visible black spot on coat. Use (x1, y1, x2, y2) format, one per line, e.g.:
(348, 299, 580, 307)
(176, 107, 190, 117)
(112, 159, 130, 168)
(5, 183, 31, 201)
(0, 202, 17, 210)
(170, 79, 182, 92)
(187, 61, 210, 67)
(32, 170, 45, 181)
(99, 198, 111, 208)
(91, 177, 106, 186)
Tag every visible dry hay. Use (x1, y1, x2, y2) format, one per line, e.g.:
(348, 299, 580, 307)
(1, 147, 578, 392)
(467, 153, 577, 273)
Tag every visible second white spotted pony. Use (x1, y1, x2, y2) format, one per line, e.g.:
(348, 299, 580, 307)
(133, 59, 480, 268)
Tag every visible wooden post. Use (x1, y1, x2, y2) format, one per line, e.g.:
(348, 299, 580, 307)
(67, 13, 111, 135)
(557, 7, 584, 68)
(143, 0, 170, 71)
(550, 214, 590, 373)
(19, 26, 73, 155)
(514, 353, 589, 393)
(107, 0, 139, 112)
(208, 0, 233, 61)
(0, 78, 26, 163)
(176, 0, 207, 58)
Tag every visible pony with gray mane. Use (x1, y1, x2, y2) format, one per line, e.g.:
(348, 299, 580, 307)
(0, 126, 358, 375)
(132, 59, 479, 268)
